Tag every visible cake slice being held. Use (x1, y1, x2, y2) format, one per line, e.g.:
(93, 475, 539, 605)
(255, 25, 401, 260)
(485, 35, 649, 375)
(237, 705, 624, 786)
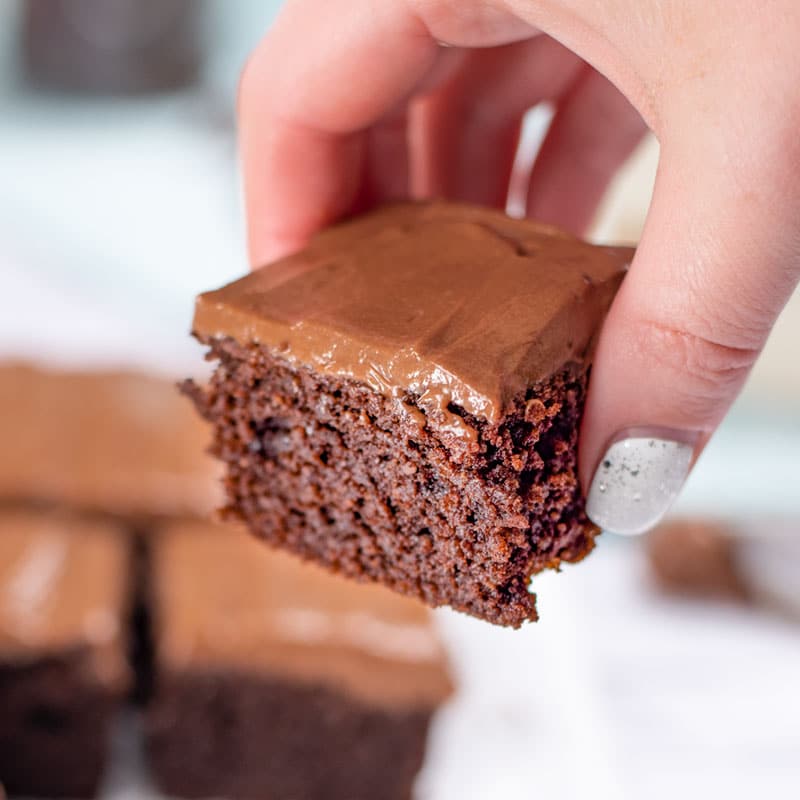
(187, 202, 632, 626)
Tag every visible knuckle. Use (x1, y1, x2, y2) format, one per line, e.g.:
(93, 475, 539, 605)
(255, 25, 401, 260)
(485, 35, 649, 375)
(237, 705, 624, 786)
(410, 0, 527, 47)
(637, 317, 761, 420)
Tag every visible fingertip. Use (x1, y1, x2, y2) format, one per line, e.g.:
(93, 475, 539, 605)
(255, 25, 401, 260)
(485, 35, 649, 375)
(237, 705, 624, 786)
(584, 427, 697, 535)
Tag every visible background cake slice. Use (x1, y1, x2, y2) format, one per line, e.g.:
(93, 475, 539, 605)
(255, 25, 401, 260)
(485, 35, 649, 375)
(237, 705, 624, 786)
(646, 518, 750, 602)
(188, 202, 632, 626)
(145, 519, 452, 800)
(0, 510, 131, 798)
(0, 363, 221, 519)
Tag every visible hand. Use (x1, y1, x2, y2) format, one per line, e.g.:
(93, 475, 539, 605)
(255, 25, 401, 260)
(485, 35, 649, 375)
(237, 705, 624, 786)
(238, 0, 800, 534)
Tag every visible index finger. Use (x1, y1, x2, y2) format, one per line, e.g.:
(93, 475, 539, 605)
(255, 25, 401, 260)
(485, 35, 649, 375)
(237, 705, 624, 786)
(239, 0, 439, 267)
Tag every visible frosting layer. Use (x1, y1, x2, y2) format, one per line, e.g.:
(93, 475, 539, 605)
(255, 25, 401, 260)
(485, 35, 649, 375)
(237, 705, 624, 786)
(0, 511, 130, 688)
(194, 202, 632, 421)
(0, 363, 222, 516)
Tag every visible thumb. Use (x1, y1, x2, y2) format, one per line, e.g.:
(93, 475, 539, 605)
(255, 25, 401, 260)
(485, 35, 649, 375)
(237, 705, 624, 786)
(581, 134, 800, 535)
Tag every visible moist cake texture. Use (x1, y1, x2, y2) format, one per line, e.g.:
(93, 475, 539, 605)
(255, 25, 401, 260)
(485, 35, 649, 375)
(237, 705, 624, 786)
(0, 511, 131, 797)
(0, 363, 222, 519)
(188, 202, 632, 626)
(145, 520, 452, 800)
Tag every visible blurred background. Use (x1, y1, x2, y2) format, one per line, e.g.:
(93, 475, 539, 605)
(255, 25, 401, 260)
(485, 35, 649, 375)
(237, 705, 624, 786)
(0, 1, 798, 798)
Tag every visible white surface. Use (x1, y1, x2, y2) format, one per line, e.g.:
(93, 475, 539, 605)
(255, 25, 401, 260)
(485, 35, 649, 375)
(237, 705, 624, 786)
(423, 544, 800, 800)
(1, 59, 799, 799)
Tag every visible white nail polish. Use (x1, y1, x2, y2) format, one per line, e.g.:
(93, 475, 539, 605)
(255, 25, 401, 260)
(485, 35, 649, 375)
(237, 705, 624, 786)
(586, 430, 695, 536)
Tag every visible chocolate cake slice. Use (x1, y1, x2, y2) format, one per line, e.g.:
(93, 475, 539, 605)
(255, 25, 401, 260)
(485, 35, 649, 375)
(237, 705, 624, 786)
(0, 363, 221, 519)
(0, 510, 131, 797)
(145, 520, 452, 800)
(188, 202, 632, 626)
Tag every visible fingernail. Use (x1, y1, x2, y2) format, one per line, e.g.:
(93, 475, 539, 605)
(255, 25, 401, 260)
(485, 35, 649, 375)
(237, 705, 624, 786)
(586, 428, 697, 536)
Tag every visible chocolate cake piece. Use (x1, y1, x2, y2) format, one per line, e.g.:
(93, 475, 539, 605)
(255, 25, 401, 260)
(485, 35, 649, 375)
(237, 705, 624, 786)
(0, 363, 221, 519)
(145, 520, 452, 800)
(0, 510, 131, 798)
(646, 518, 751, 602)
(188, 202, 632, 626)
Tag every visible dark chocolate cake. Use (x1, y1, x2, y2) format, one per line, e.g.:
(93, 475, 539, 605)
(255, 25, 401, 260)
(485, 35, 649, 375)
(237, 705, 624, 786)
(187, 202, 632, 626)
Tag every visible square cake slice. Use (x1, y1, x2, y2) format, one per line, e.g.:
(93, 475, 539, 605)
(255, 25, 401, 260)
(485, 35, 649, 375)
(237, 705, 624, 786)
(145, 520, 452, 800)
(0, 511, 131, 798)
(0, 363, 221, 519)
(187, 202, 632, 626)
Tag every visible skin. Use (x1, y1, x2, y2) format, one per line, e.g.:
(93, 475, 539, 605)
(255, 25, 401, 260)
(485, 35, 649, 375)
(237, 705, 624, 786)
(238, 0, 800, 495)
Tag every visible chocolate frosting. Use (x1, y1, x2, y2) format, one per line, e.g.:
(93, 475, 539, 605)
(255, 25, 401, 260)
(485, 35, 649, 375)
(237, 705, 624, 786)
(0, 364, 222, 516)
(0, 511, 130, 689)
(154, 521, 453, 709)
(194, 203, 632, 421)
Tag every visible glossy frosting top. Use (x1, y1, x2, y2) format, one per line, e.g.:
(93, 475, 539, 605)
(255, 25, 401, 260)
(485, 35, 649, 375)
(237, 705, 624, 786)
(155, 521, 453, 709)
(194, 203, 632, 421)
(0, 511, 129, 688)
(0, 363, 222, 516)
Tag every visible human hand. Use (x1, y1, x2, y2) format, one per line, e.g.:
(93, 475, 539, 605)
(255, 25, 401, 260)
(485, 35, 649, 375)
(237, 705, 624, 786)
(238, 0, 800, 534)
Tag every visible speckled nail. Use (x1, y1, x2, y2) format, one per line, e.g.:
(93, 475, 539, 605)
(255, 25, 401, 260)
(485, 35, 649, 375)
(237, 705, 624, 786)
(586, 429, 697, 536)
